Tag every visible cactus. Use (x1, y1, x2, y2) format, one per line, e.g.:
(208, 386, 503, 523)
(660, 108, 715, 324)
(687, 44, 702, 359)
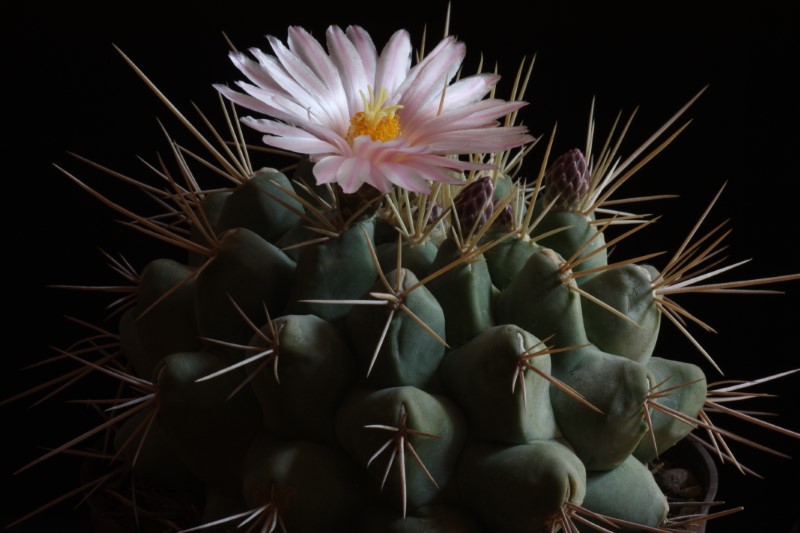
(9, 18, 800, 533)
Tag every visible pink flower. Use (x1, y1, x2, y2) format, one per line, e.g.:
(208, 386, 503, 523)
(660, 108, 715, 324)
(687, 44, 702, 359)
(216, 25, 533, 194)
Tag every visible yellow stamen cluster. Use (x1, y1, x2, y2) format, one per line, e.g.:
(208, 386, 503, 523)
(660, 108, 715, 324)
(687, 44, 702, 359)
(347, 86, 403, 143)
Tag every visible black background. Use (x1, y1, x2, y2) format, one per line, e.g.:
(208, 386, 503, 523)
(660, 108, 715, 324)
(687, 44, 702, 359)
(6, 2, 800, 532)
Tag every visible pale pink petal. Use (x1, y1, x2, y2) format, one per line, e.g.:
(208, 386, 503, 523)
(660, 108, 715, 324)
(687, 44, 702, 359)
(395, 37, 466, 121)
(227, 51, 286, 96)
(374, 29, 412, 97)
(422, 126, 533, 154)
(247, 46, 335, 126)
(241, 118, 340, 154)
(286, 26, 349, 122)
(375, 162, 430, 193)
(215, 83, 278, 117)
(345, 26, 377, 85)
(437, 74, 500, 111)
(313, 155, 347, 185)
(223, 82, 310, 125)
(220, 25, 534, 195)
(405, 100, 530, 146)
(400, 74, 501, 132)
(224, 82, 343, 146)
(267, 34, 348, 130)
(335, 157, 373, 193)
(326, 26, 371, 116)
(402, 153, 494, 173)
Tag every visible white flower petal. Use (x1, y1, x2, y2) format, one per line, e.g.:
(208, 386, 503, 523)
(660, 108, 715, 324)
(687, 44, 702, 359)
(313, 155, 347, 184)
(247, 46, 339, 129)
(228, 51, 285, 96)
(220, 25, 533, 194)
(376, 162, 430, 193)
(395, 37, 465, 119)
(423, 126, 533, 154)
(227, 81, 311, 124)
(326, 25, 371, 116)
(286, 26, 349, 121)
(439, 74, 500, 111)
(267, 34, 348, 130)
(336, 157, 372, 193)
(375, 29, 412, 97)
(345, 26, 377, 86)
(406, 100, 529, 146)
(241, 118, 340, 154)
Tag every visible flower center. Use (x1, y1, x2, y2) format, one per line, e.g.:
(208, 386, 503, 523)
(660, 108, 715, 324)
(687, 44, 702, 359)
(347, 86, 403, 143)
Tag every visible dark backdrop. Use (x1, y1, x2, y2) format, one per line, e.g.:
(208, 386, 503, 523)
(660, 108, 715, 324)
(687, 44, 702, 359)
(7, 2, 799, 532)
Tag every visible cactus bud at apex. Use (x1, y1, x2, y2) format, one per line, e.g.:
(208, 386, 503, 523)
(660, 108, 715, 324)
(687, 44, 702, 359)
(454, 176, 495, 234)
(544, 148, 589, 210)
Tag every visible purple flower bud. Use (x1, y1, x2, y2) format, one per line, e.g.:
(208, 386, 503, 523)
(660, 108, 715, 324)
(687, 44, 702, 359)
(544, 148, 589, 210)
(454, 177, 494, 233)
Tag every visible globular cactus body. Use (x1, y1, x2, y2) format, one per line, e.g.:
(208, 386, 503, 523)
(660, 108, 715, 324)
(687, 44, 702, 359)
(93, 159, 730, 533)
(96, 165, 721, 532)
(39, 27, 800, 529)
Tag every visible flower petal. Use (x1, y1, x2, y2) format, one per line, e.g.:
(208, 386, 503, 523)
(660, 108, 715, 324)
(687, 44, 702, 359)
(286, 26, 349, 121)
(345, 26, 377, 86)
(375, 29, 413, 97)
(266, 34, 349, 130)
(395, 36, 466, 123)
(326, 25, 372, 116)
(220, 25, 534, 194)
(241, 118, 340, 154)
(313, 155, 346, 185)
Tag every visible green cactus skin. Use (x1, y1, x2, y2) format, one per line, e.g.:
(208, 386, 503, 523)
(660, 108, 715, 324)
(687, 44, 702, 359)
(154, 351, 262, 500)
(47, 116, 764, 533)
(113, 410, 199, 490)
(335, 386, 467, 515)
(30, 21, 800, 533)
(439, 324, 559, 444)
(289, 218, 378, 322)
(580, 263, 661, 363)
(457, 438, 586, 533)
(533, 207, 607, 282)
(482, 235, 540, 291)
(376, 239, 438, 280)
(131, 258, 202, 374)
(427, 238, 495, 349)
(247, 314, 355, 444)
(63, 190, 711, 532)
(118, 307, 156, 381)
(495, 247, 591, 374)
(550, 348, 652, 471)
(346, 269, 446, 390)
(194, 227, 296, 351)
(189, 190, 232, 267)
(357, 504, 484, 532)
(492, 173, 514, 206)
(217, 169, 304, 244)
(242, 434, 367, 532)
(580, 454, 670, 531)
(633, 357, 708, 463)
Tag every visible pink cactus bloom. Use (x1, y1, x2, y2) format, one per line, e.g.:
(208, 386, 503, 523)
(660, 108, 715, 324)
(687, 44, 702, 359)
(216, 25, 533, 194)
